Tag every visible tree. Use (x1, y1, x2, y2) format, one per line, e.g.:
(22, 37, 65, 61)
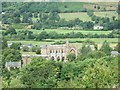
(22, 13, 29, 23)
(87, 10, 94, 17)
(36, 31, 48, 40)
(10, 43, 21, 50)
(34, 23, 42, 30)
(20, 58, 59, 88)
(100, 40, 112, 55)
(2, 38, 7, 49)
(97, 6, 100, 10)
(86, 51, 106, 59)
(114, 42, 120, 53)
(5, 27, 17, 35)
(13, 17, 21, 23)
(22, 46, 29, 52)
(13, 11, 20, 17)
(81, 44, 92, 55)
(67, 53, 76, 61)
(2, 48, 22, 66)
(112, 16, 116, 21)
(117, 4, 120, 14)
(34, 12, 38, 18)
(48, 31, 58, 39)
(27, 31, 35, 39)
(27, 12, 33, 17)
(36, 49, 41, 54)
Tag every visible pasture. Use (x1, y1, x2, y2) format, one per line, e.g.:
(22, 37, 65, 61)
(16, 29, 112, 35)
(7, 40, 54, 46)
(57, 2, 85, 12)
(94, 11, 118, 19)
(59, 12, 91, 21)
(53, 38, 118, 43)
(59, 11, 117, 21)
(7, 38, 118, 50)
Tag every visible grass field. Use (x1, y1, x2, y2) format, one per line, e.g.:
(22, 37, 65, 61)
(7, 38, 118, 50)
(59, 11, 117, 21)
(94, 11, 118, 19)
(53, 38, 118, 43)
(16, 29, 112, 35)
(57, 2, 85, 12)
(7, 40, 54, 46)
(31, 11, 117, 22)
(59, 12, 91, 21)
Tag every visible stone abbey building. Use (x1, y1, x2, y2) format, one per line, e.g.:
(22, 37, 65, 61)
(22, 40, 78, 66)
(41, 40, 78, 61)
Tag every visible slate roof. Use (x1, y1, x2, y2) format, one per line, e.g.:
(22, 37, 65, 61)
(111, 51, 119, 56)
(5, 62, 21, 68)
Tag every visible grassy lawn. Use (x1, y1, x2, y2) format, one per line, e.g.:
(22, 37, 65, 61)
(8, 38, 118, 50)
(94, 11, 118, 19)
(59, 12, 91, 21)
(16, 29, 112, 35)
(31, 11, 117, 22)
(53, 38, 118, 43)
(58, 2, 85, 12)
(7, 40, 54, 46)
(59, 11, 117, 21)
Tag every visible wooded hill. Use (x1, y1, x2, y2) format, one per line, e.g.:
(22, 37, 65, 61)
(2, 2, 117, 13)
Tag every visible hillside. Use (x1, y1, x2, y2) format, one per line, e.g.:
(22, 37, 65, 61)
(2, 2, 117, 13)
(2, 2, 86, 13)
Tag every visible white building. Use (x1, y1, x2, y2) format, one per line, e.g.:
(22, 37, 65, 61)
(111, 51, 119, 57)
(93, 26, 104, 30)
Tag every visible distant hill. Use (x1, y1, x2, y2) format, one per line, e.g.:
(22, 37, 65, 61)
(2, 2, 117, 13)
(2, 2, 87, 13)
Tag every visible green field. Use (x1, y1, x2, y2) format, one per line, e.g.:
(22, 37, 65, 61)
(16, 29, 112, 35)
(94, 11, 118, 19)
(32, 11, 117, 22)
(59, 12, 91, 21)
(7, 38, 118, 50)
(7, 40, 54, 46)
(57, 2, 85, 12)
(53, 38, 118, 43)
(59, 11, 117, 21)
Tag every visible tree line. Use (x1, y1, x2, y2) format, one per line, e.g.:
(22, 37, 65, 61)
(2, 27, 119, 41)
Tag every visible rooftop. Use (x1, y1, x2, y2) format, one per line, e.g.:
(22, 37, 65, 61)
(5, 62, 21, 67)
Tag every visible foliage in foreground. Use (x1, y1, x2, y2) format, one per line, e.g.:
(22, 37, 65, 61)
(2, 54, 118, 88)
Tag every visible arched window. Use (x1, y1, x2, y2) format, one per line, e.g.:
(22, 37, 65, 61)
(51, 56, 54, 60)
(57, 56, 60, 61)
(62, 57, 64, 61)
(50, 50, 52, 53)
(62, 50, 64, 53)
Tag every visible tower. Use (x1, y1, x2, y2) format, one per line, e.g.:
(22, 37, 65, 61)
(65, 38, 69, 47)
